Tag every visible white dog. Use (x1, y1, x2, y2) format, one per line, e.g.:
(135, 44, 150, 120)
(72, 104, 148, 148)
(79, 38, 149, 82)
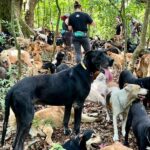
(106, 84, 147, 141)
(86, 73, 112, 121)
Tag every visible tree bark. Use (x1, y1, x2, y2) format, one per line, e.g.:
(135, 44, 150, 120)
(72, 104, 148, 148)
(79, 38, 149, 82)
(0, 0, 11, 32)
(131, 0, 150, 71)
(25, 0, 38, 28)
(0, 0, 35, 37)
(51, 0, 61, 61)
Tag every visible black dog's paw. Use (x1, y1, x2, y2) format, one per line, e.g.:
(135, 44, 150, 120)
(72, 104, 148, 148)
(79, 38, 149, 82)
(64, 128, 72, 135)
(73, 129, 80, 135)
(124, 141, 129, 146)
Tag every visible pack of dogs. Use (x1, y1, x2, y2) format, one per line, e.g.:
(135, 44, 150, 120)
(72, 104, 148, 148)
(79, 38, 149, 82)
(0, 34, 150, 150)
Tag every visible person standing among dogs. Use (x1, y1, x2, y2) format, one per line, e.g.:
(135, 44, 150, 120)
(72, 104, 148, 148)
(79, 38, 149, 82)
(61, 14, 72, 51)
(115, 16, 123, 41)
(68, 1, 95, 63)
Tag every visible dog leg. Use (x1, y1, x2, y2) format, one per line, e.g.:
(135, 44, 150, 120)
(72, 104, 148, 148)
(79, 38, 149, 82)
(124, 110, 132, 146)
(63, 105, 72, 135)
(74, 105, 83, 134)
(104, 107, 110, 122)
(12, 104, 34, 150)
(121, 111, 129, 137)
(113, 115, 119, 141)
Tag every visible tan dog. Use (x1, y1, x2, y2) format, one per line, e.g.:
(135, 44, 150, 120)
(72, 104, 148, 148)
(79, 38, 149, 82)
(135, 54, 150, 77)
(17, 37, 30, 48)
(101, 142, 133, 150)
(27, 41, 42, 54)
(0, 49, 32, 67)
(8, 106, 98, 145)
(107, 51, 132, 71)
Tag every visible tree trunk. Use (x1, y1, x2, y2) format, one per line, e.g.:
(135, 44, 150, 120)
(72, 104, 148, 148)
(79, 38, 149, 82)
(0, 0, 11, 32)
(131, 0, 150, 71)
(11, 0, 22, 79)
(0, 0, 35, 37)
(51, 0, 61, 61)
(25, 0, 38, 28)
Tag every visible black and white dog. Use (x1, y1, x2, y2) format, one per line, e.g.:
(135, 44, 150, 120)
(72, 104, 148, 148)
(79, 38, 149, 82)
(119, 70, 150, 107)
(124, 100, 150, 150)
(63, 129, 101, 150)
(1, 50, 113, 150)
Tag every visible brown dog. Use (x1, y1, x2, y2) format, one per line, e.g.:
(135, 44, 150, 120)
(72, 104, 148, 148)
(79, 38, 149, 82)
(107, 51, 132, 71)
(135, 54, 150, 77)
(8, 106, 98, 145)
(101, 142, 133, 150)
(0, 49, 32, 67)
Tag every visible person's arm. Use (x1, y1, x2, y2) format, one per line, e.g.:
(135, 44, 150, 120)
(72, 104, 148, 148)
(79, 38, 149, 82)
(68, 17, 73, 31)
(86, 13, 96, 26)
(90, 22, 96, 26)
(68, 26, 73, 31)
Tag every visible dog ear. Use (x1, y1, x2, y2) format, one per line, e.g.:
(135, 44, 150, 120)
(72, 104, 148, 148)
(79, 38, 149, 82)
(84, 50, 94, 57)
(124, 83, 128, 87)
(124, 84, 131, 92)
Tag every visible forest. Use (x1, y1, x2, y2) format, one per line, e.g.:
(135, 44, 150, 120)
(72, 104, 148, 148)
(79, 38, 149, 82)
(0, 0, 150, 150)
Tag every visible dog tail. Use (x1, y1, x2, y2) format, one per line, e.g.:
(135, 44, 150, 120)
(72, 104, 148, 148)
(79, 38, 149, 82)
(1, 89, 12, 146)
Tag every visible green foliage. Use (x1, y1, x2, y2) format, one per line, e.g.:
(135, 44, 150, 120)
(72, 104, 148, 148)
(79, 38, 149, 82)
(0, 68, 17, 111)
(33, 117, 56, 128)
(34, 0, 146, 39)
(50, 143, 65, 150)
(0, 35, 6, 45)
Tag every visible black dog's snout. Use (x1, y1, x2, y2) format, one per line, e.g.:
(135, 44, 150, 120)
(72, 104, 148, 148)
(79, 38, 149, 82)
(109, 59, 114, 67)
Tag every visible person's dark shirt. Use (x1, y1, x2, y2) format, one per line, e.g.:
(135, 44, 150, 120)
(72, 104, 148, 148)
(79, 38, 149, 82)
(62, 21, 69, 31)
(68, 12, 93, 32)
(116, 23, 123, 35)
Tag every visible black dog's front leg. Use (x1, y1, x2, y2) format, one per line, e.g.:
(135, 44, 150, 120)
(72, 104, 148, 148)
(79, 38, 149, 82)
(63, 105, 72, 135)
(74, 104, 83, 134)
(124, 110, 132, 146)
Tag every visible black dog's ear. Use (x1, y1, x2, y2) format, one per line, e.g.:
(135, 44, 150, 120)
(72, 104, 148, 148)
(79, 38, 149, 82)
(84, 50, 95, 57)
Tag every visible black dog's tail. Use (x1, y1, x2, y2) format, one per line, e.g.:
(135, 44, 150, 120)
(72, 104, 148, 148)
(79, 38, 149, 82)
(1, 89, 12, 146)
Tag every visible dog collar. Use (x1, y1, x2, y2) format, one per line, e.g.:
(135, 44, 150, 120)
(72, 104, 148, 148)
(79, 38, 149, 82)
(81, 61, 87, 70)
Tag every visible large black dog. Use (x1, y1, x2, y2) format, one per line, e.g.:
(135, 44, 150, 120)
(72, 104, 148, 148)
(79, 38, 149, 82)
(1, 50, 113, 150)
(124, 100, 150, 150)
(119, 70, 150, 106)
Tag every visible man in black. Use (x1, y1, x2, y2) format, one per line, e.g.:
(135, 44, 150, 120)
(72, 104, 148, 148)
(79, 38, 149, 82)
(68, 1, 95, 63)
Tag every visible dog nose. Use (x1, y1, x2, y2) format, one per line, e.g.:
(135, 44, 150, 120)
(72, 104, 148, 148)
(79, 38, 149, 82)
(109, 59, 114, 67)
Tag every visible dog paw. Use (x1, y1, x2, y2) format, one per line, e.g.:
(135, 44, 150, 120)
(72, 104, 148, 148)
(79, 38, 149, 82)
(122, 130, 126, 137)
(113, 134, 119, 141)
(64, 128, 72, 135)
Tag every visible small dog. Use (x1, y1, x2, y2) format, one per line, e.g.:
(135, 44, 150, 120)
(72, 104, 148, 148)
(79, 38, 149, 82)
(101, 141, 133, 150)
(62, 129, 101, 150)
(124, 100, 150, 150)
(42, 51, 66, 73)
(1, 50, 113, 150)
(106, 84, 147, 141)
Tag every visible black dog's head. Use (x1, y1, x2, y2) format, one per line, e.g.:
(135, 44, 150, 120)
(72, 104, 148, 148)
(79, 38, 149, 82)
(63, 129, 101, 150)
(83, 50, 113, 73)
